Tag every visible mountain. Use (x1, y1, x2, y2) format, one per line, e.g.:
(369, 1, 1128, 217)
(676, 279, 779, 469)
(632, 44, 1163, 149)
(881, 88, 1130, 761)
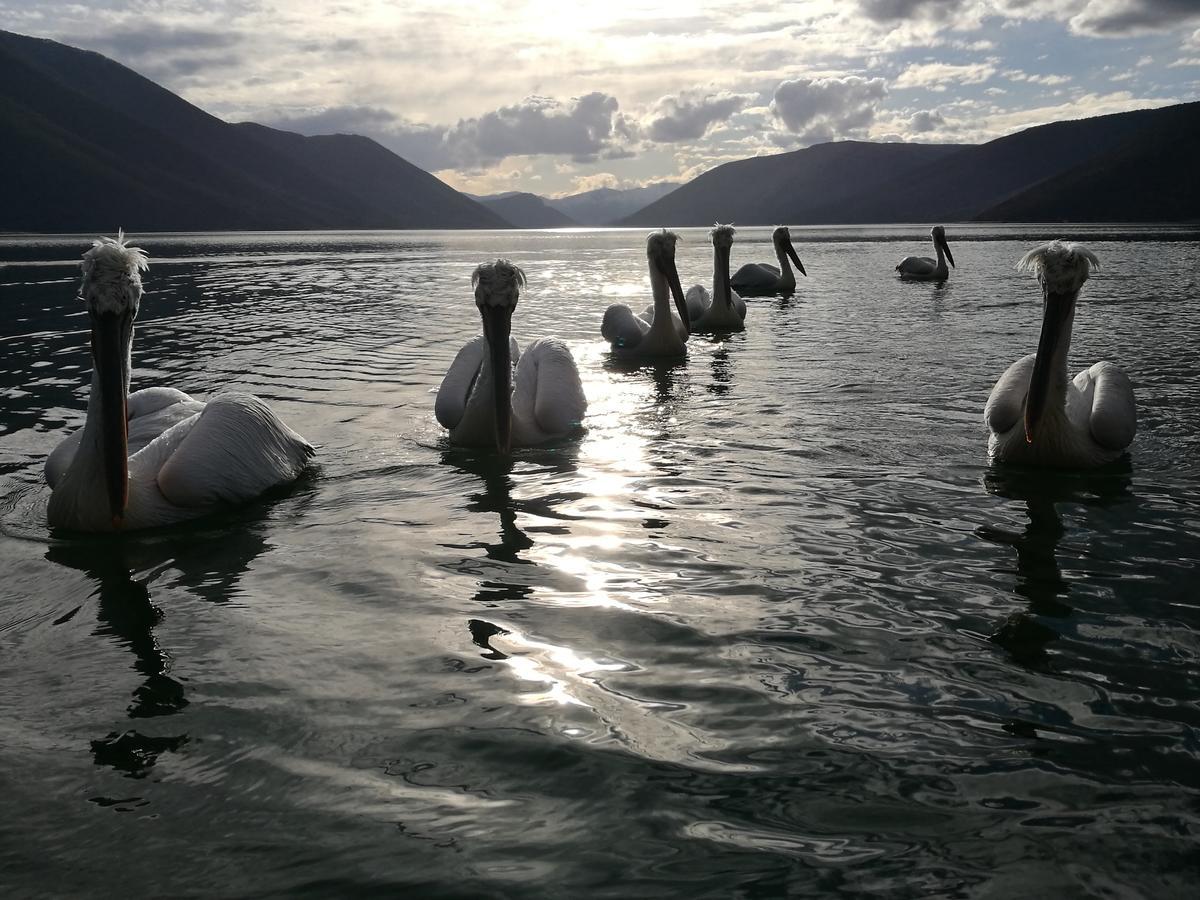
(473, 192, 579, 227)
(621, 142, 966, 226)
(974, 102, 1200, 222)
(546, 183, 679, 225)
(0, 29, 506, 232)
(622, 102, 1200, 226)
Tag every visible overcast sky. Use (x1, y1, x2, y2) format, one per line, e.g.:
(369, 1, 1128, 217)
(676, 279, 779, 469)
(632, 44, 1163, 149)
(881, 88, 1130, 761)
(6, 1, 1199, 196)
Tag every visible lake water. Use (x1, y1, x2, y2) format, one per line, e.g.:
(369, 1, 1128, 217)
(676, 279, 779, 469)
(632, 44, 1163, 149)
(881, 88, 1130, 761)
(2, 225, 1199, 897)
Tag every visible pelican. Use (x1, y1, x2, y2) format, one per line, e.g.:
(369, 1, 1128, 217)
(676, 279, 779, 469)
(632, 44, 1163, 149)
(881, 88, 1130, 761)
(600, 230, 690, 358)
(985, 241, 1136, 468)
(896, 225, 955, 281)
(45, 233, 314, 532)
(730, 225, 806, 296)
(685, 224, 746, 333)
(436, 259, 587, 452)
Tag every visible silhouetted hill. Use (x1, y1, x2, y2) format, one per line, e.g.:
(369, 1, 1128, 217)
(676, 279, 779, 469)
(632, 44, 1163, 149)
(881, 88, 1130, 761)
(871, 103, 1199, 223)
(474, 192, 578, 227)
(622, 102, 1200, 226)
(621, 142, 965, 226)
(974, 102, 1200, 222)
(0, 30, 506, 231)
(546, 183, 678, 225)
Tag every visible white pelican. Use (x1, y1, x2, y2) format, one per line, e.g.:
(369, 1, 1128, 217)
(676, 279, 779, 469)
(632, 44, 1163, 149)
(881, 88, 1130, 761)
(45, 233, 314, 532)
(730, 225, 806, 297)
(437, 259, 587, 452)
(601, 230, 690, 358)
(985, 241, 1136, 468)
(896, 225, 955, 281)
(685, 224, 746, 333)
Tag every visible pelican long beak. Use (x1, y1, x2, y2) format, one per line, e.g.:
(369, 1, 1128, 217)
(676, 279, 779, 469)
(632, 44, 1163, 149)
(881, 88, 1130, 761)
(91, 310, 131, 526)
(717, 243, 733, 309)
(785, 238, 807, 276)
(662, 255, 690, 336)
(481, 304, 514, 453)
(940, 234, 955, 268)
(1024, 291, 1071, 444)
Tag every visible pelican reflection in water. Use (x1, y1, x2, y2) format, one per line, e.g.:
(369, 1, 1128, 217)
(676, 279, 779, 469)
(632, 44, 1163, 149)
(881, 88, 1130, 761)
(986, 241, 1136, 468)
(45, 233, 314, 532)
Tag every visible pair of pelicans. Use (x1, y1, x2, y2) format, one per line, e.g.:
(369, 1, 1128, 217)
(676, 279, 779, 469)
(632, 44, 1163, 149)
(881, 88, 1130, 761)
(44, 228, 1135, 532)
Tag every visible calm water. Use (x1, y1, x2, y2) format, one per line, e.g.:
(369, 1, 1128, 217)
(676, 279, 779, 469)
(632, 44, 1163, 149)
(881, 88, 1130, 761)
(2, 226, 1199, 898)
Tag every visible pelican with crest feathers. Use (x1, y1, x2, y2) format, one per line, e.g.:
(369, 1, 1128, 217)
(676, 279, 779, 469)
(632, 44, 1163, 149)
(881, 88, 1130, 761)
(985, 241, 1136, 468)
(601, 230, 691, 358)
(730, 225, 806, 296)
(685, 224, 746, 333)
(436, 260, 587, 452)
(896, 225, 955, 281)
(45, 233, 314, 532)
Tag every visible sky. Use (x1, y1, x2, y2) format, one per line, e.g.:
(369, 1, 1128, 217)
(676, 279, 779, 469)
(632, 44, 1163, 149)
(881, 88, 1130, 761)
(5, 1, 1200, 197)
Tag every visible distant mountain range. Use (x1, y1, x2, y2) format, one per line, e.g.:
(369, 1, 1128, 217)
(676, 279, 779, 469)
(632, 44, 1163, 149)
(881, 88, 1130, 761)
(623, 102, 1200, 226)
(2, 28, 1196, 233)
(469, 192, 580, 228)
(471, 183, 679, 227)
(0, 29, 506, 231)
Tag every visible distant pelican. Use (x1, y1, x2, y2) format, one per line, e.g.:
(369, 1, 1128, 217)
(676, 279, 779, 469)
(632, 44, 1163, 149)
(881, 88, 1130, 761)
(985, 241, 1136, 468)
(896, 225, 955, 281)
(601, 230, 690, 358)
(730, 225, 806, 296)
(437, 260, 587, 451)
(45, 233, 314, 532)
(686, 224, 746, 333)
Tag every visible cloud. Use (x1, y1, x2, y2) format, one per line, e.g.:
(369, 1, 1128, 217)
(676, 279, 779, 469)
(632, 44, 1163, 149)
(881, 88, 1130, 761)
(1004, 69, 1073, 85)
(266, 93, 636, 171)
(770, 76, 888, 144)
(908, 109, 947, 131)
(1069, 0, 1200, 36)
(856, 0, 967, 22)
(442, 93, 633, 166)
(894, 61, 997, 89)
(262, 105, 450, 170)
(644, 91, 754, 142)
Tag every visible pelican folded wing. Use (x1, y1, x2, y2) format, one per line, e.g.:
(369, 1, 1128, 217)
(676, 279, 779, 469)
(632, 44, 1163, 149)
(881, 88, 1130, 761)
(156, 393, 313, 508)
(1082, 362, 1136, 450)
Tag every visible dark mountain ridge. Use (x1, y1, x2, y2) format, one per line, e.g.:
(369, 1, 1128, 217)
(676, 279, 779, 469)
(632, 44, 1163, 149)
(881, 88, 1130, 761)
(0, 29, 506, 232)
(623, 101, 1200, 226)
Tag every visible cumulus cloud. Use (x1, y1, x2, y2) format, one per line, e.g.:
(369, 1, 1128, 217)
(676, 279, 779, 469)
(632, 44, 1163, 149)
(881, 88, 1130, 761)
(770, 76, 888, 144)
(265, 93, 635, 171)
(644, 91, 754, 142)
(908, 109, 947, 131)
(442, 93, 631, 167)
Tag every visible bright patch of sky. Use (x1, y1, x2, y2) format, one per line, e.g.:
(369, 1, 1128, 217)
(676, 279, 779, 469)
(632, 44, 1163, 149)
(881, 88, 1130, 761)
(4, 0, 1198, 195)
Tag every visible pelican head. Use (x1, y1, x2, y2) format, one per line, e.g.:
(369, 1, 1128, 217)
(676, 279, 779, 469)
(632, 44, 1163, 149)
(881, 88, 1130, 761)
(931, 225, 955, 268)
(80, 232, 148, 528)
(710, 222, 735, 251)
(1018, 240, 1099, 444)
(472, 259, 526, 454)
(771, 225, 807, 277)
(647, 229, 690, 335)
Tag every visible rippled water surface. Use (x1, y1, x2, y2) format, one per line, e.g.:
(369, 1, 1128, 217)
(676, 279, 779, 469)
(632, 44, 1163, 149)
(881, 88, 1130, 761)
(2, 226, 1199, 898)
